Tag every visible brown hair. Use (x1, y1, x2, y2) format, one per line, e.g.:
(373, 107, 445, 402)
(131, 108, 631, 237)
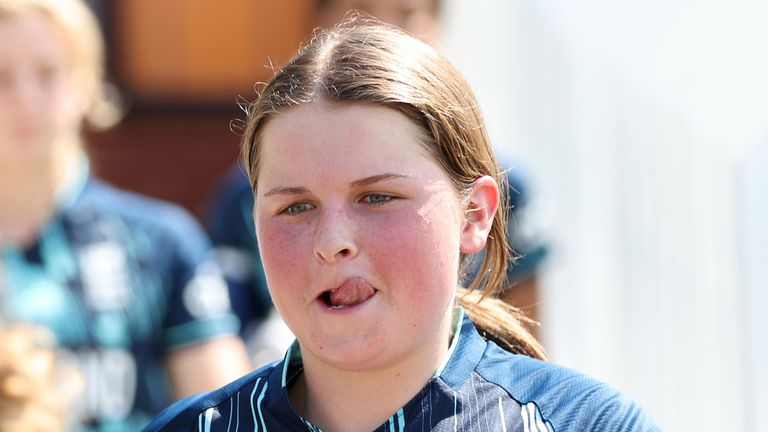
(241, 16, 546, 360)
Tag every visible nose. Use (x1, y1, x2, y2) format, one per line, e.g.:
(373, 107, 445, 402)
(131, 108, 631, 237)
(313, 207, 359, 264)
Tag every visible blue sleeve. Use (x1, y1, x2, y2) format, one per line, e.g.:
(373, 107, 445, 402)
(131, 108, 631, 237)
(478, 347, 661, 431)
(533, 371, 660, 431)
(155, 202, 241, 351)
(576, 388, 660, 431)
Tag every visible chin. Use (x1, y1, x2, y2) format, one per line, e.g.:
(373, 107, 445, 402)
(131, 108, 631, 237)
(305, 332, 395, 372)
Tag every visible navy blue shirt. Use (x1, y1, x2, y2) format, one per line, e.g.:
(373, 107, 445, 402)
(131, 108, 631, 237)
(143, 309, 659, 431)
(1, 171, 240, 431)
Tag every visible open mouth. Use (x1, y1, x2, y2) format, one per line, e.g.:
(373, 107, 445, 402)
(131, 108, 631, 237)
(320, 277, 377, 309)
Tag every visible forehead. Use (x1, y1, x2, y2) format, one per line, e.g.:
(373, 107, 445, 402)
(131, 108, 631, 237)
(0, 10, 69, 64)
(256, 102, 439, 184)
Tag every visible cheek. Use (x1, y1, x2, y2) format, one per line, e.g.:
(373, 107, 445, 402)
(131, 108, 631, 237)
(256, 219, 309, 297)
(365, 202, 462, 295)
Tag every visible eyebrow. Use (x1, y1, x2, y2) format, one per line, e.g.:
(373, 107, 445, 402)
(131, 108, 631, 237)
(350, 173, 412, 187)
(262, 173, 412, 197)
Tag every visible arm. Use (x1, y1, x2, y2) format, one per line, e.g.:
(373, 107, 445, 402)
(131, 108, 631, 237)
(165, 335, 251, 399)
(157, 202, 252, 399)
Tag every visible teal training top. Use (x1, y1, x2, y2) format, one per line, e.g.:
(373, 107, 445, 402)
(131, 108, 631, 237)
(1, 170, 240, 431)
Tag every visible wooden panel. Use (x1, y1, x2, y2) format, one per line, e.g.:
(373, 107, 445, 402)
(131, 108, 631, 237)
(114, 0, 312, 103)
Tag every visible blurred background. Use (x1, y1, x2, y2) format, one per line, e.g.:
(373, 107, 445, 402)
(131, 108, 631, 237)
(82, 1, 766, 430)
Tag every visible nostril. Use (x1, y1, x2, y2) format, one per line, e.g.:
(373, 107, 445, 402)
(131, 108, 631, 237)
(315, 246, 355, 264)
(313, 220, 358, 263)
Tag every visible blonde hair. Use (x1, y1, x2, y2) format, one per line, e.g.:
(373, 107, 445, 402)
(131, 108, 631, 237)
(241, 17, 546, 359)
(0, 0, 118, 129)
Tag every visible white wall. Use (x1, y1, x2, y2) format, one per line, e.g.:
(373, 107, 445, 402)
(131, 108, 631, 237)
(743, 138, 768, 432)
(442, 1, 768, 430)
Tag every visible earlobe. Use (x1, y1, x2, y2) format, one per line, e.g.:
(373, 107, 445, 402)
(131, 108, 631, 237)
(459, 176, 500, 254)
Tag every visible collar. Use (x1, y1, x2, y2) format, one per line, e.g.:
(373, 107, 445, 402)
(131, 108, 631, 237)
(264, 308, 490, 430)
(435, 307, 487, 389)
(274, 306, 487, 392)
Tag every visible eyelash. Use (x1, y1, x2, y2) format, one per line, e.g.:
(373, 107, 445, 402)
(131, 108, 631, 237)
(279, 193, 395, 216)
(361, 193, 394, 205)
(282, 202, 314, 215)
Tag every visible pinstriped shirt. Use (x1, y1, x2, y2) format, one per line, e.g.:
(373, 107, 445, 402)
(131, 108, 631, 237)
(144, 310, 660, 431)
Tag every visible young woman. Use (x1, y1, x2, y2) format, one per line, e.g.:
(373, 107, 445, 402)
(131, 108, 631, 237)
(0, 0, 250, 429)
(145, 18, 659, 432)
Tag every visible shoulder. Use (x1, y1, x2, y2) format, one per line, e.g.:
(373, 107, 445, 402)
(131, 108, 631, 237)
(76, 178, 200, 228)
(72, 178, 209, 250)
(476, 345, 660, 431)
(143, 361, 278, 432)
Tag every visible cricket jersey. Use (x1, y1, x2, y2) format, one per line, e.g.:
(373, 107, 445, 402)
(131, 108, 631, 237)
(1, 166, 240, 431)
(143, 309, 660, 431)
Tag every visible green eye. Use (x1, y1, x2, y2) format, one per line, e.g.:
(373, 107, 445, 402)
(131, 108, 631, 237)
(363, 194, 392, 205)
(284, 202, 313, 215)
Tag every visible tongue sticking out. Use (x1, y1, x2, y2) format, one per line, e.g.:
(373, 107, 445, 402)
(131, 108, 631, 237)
(328, 278, 376, 308)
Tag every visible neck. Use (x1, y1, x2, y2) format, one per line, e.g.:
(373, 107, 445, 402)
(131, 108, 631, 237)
(0, 139, 81, 248)
(292, 314, 454, 432)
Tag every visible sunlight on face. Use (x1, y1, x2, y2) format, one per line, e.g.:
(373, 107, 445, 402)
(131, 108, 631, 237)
(255, 102, 464, 372)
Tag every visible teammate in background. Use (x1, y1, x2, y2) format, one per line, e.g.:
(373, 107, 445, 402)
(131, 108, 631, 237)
(205, 0, 547, 366)
(146, 18, 658, 431)
(315, 0, 440, 41)
(0, 0, 250, 429)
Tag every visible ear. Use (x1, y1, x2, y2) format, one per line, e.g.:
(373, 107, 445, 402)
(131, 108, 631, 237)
(460, 175, 500, 254)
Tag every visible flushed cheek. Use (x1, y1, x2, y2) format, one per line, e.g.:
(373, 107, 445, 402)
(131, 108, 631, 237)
(257, 219, 312, 306)
(364, 206, 461, 304)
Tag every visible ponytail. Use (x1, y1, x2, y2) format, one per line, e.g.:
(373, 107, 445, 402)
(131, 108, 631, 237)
(455, 173, 547, 361)
(456, 288, 548, 360)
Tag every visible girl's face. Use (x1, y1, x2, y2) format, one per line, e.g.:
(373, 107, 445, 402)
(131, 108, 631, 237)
(0, 10, 86, 162)
(256, 102, 469, 372)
